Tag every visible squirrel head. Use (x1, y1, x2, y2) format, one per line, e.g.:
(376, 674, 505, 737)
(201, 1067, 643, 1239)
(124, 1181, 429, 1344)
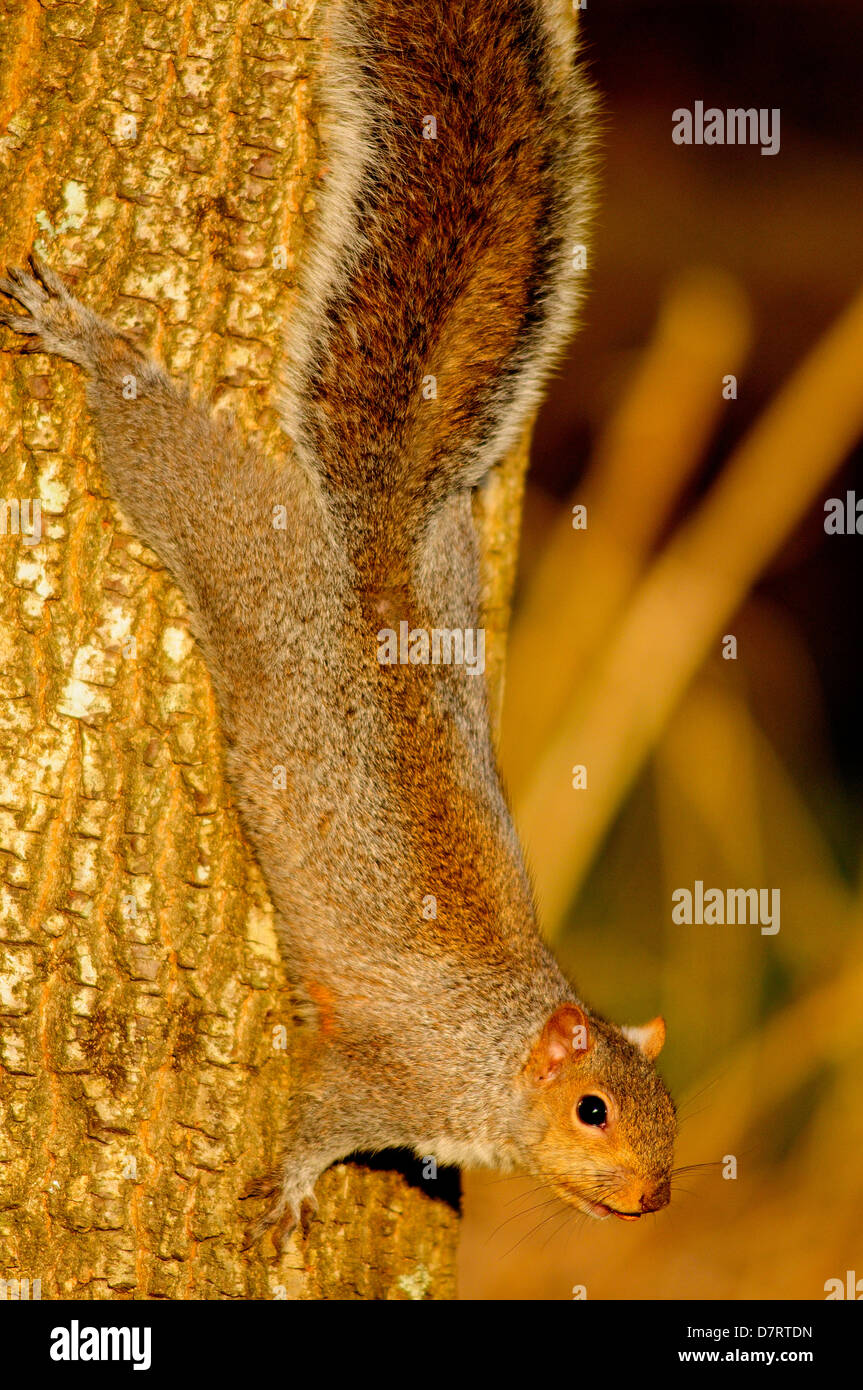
(520, 1003, 675, 1221)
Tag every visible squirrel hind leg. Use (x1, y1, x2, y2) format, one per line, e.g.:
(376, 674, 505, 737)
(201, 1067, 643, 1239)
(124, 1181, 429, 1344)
(0, 258, 97, 367)
(0, 255, 143, 373)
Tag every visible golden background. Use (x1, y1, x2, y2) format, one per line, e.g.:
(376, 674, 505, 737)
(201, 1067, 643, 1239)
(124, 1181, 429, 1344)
(460, 0, 863, 1300)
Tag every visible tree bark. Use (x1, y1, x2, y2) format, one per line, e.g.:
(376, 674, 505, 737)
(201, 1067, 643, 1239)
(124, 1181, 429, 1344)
(0, 0, 527, 1298)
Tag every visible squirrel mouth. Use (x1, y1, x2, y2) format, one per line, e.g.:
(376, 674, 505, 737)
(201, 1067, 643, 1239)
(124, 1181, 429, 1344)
(554, 1181, 643, 1221)
(584, 1200, 642, 1221)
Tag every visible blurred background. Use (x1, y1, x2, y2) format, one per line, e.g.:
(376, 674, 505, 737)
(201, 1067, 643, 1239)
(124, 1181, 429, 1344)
(459, 0, 863, 1299)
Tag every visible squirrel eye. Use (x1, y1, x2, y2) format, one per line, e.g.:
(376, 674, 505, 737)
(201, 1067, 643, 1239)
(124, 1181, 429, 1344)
(577, 1094, 608, 1127)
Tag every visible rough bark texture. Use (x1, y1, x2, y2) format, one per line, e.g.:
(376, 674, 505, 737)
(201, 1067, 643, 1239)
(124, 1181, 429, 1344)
(0, 0, 527, 1298)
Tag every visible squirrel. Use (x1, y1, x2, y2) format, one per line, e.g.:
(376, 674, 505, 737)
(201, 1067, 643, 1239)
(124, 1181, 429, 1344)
(0, 0, 675, 1244)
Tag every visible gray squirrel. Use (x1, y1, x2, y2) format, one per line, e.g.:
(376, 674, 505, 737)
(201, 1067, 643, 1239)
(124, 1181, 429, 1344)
(0, 0, 675, 1246)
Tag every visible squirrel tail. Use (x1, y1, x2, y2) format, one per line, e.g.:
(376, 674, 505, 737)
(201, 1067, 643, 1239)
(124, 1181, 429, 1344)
(279, 0, 597, 536)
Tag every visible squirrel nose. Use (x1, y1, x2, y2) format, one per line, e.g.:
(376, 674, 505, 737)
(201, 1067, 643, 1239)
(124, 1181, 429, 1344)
(640, 1181, 671, 1213)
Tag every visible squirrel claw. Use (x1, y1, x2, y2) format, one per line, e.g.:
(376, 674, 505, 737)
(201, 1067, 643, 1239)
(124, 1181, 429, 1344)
(239, 1173, 278, 1203)
(0, 263, 51, 323)
(26, 252, 73, 299)
(0, 254, 70, 308)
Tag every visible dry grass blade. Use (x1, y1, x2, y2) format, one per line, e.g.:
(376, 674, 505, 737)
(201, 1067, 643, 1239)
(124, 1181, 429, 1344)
(517, 284, 863, 934)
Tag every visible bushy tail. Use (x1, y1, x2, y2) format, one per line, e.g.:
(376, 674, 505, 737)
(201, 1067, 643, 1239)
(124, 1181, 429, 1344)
(279, 0, 597, 539)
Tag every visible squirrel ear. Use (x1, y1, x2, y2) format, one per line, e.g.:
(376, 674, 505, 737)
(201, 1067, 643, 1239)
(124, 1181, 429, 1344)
(621, 1016, 666, 1061)
(524, 1004, 592, 1086)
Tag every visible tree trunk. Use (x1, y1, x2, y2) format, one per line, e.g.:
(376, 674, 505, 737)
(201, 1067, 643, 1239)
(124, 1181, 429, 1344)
(0, 0, 527, 1299)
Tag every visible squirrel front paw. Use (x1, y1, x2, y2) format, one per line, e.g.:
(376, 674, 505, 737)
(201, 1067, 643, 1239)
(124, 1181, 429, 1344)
(240, 1167, 319, 1254)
